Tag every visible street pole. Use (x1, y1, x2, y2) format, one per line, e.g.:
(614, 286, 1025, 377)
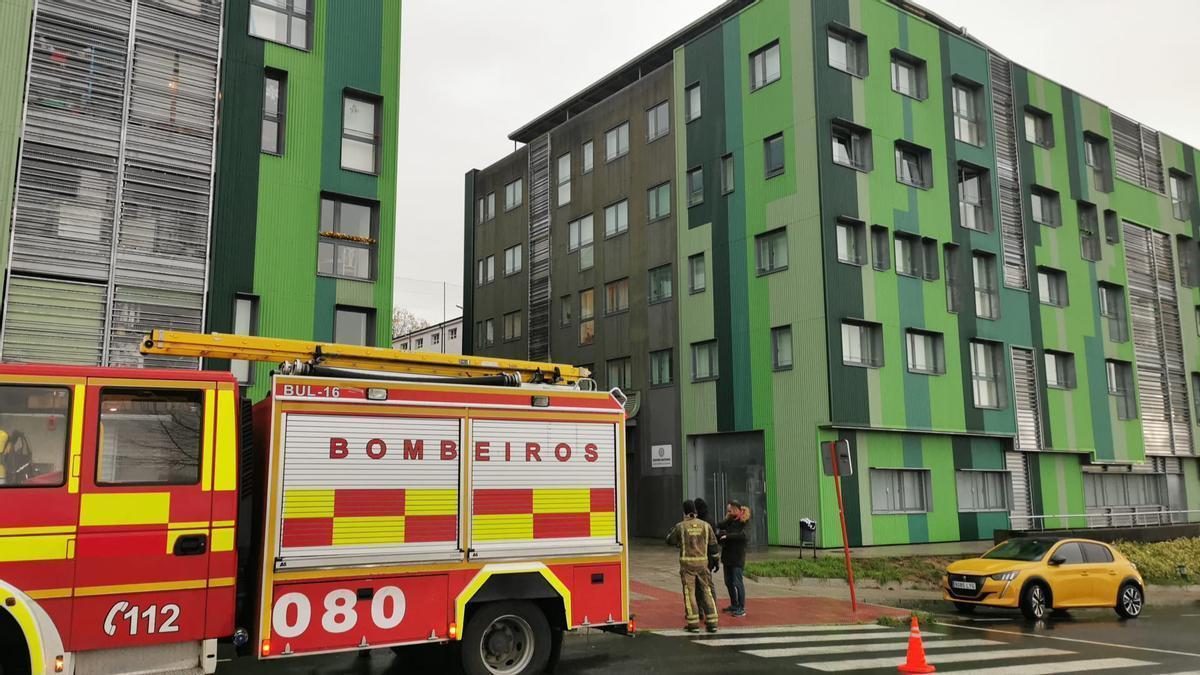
(830, 442, 857, 613)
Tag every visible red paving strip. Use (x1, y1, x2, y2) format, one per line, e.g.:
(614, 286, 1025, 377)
(629, 580, 907, 630)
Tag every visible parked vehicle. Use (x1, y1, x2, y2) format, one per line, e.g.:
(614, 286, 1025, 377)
(0, 331, 629, 675)
(943, 536, 1145, 621)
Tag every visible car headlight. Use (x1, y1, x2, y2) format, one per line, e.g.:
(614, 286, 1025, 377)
(990, 571, 1019, 581)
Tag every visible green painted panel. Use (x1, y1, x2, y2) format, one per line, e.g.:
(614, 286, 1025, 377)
(0, 0, 33, 277)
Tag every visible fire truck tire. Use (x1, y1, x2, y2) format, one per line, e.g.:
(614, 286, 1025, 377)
(461, 601, 551, 675)
(0, 612, 31, 675)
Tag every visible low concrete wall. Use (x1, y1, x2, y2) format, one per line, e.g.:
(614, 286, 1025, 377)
(994, 522, 1200, 545)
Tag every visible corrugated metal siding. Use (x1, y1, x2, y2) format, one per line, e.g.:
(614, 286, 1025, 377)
(0, 0, 34, 275)
(4, 275, 106, 364)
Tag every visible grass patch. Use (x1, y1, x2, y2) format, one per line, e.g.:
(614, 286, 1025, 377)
(876, 610, 934, 628)
(1113, 538, 1200, 586)
(744, 555, 948, 587)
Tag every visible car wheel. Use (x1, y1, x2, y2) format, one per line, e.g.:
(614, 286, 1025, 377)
(953, 602, 976, 614)
(1020, 581, 1050, 621)
(460, 601, 551, 675)
(1115, 582, 1144, 619)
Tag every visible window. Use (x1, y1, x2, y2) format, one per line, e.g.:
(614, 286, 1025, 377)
(335, 307, 374, 346)
(749, 40, 781, 90)
(650, 349, 673, 386)
(560, 294, 572, 326)
(890, 50, 926, 99)
(944, 244, 961, 312)
(973, 253, 998, 319)
(958, 165, 990, 232)
(1052, 542, 1085, 565)
(503, 311, 522, 342)
(504, 244, 522, 276)
(1099, 283, 1129, 342)
(647, 101, 670, 141)
(415, 338, 423, 349)
(1106, 360, 1136, 419)
(1194, 373, 1200, 421)
(261, 70, 286, 154)
(249, 0, 310, 50)
(604, 200, 629, 237)
(685, 83, 702, 121)
(956, 470, 1008, 512)
(1179, 235, 1200, 287)
(687, 167, 704, 206)
(449, 327, 457, 340)
(1104, 209, 1120, 245)
(895, 141, 932, 189)
(827, 27, 866, 77)
(1023, 107, 1053, 147)
(952, 80, 982, 145)
(920, 238, 939, 282)
(579, 290, 595, 345)
(97, 389, 202, 485)
(755, 228, 788, 274)
(476, 255, 495, 285)
(647, 183, 671, 221)
(906, 329, 945, 375)
(482, 193, 495, 222)
(605, 122, 629, 161)
(836, 217, 866, 265)
(483, 318, 495, 347)
(1037, 267, 1068, 307)
(232, 295, 258, 384)
(841, 320, 883, 368)
(1084, 133, 1112, 192)
(399, 342, 409, 350)
(605, 278, 629, 314)
(871, 468, 930, 514)
(1170, 171, 1193, 221)
(582, 140, 594, 174)
(894, 233, 920, 277)
(341, 93, 380, 174)
(606, 358, 632, 390)
(1079, 202, 1101, 262)
(568, 215, 594, 270)
(1044, 350, 1076, 389)
(431, 333, 440, 346)
(557, 153, 571, 206)
(689, 253, 706, 293)
(692, 340, 719, 381)
(1085, 473, 1166, 513)
(1030, 187, 1060, 227)
(504, 178, 523, 211)
(721, 154, 734, 194)
(648, 265, 673, 304)
(771, 325, 793, 371)
(871, 225, 891, 271)
(831, 120, 872, 172)
(970, 340, 1003, 408)
(764, 133, 786, 178)
(0, 386, 68, 487)
(318, 197, 376, 280)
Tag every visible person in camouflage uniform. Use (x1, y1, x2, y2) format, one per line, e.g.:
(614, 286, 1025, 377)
(666, 500, 719, 633)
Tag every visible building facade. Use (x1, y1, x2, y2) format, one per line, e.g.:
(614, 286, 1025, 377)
(394, 316, 463, 354)
(465, 0, 1200, 545)
(206, 0, 399, 399)
(0, 0, 224, 368)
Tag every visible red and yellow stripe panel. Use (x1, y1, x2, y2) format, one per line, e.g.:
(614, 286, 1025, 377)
(280, 488, 458, 548)
(472, 488, 616, 541)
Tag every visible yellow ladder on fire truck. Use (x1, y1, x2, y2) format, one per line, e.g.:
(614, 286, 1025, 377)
(141, 330, 589, 385)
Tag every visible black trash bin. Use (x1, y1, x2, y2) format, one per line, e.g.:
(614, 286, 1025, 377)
(799, 518, 817, 559)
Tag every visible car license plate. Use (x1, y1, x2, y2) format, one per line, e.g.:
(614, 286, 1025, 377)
(951, 580, 977, 591)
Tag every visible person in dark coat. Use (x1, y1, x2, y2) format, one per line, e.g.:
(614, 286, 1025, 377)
(718, 500, 751, 616)
(692, 498, 720, 613)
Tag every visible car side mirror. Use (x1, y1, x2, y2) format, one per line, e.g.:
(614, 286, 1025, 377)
(1049, 555, 1066, 566)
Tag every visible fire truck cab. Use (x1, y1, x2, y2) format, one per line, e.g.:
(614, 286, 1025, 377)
(0, 332, 629, 675)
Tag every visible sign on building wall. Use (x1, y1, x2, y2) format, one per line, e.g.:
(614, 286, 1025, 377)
(650, 444, 672, 469)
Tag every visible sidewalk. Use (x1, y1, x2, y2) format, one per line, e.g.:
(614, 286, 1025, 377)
(629, 539, 908, 629)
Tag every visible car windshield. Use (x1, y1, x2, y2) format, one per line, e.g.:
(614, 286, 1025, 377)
(981, 539, 1055, 562)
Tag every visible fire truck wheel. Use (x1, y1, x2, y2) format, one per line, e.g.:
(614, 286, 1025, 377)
(461, 601, 551, 675)
(0, 614, 31, 675)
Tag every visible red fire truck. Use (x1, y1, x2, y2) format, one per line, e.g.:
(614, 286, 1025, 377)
(0, 331, 630, 675)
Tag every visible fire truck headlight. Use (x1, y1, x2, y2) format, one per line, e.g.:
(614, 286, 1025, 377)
(367, 388, 387, 401)
(530, 395, 550, 408)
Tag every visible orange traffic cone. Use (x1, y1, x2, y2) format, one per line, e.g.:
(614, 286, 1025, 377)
(897, 614, 935, 673)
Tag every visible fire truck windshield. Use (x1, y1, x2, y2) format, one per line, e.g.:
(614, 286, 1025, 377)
(0, 385, 70, 487)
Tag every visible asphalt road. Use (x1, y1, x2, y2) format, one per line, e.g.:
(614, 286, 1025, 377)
(220, 599, 1200, 674)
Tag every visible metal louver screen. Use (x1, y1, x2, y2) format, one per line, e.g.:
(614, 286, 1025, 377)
(987, 52, 1028, 289)
(1124, 221, 1193, 455)
(1111, 112, 1165, 194)
(2, 276, 107, 365)
(1139, 125, 1165, 193)
(1005, 451, 1032, 530)
(1011, 347, 1042, 451)
(527, 135, 552, 362)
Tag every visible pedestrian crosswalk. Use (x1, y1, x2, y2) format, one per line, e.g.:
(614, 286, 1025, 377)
(653, 623, 1162, 673)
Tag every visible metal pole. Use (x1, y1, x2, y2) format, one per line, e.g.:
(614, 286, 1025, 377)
(830, 442, 857, 613)
(442, 282, 446, 353)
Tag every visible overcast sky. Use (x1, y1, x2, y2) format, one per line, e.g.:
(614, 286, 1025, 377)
(393, 0, 1200, 325)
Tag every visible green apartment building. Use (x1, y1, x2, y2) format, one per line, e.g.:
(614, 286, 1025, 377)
(465, 0, 1200, 546)
(208, 0, 400, 398)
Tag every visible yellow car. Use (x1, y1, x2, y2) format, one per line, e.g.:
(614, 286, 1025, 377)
(942, 536, 1145, 621)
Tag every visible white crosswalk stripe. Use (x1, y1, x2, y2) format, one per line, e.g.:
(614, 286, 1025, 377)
(945, 657, 1159, 674)
(693, 630, 942, 647)
(742, 637, 1001, 658)
(652, 624, 893, 638)
(798, 646, 1073, 671)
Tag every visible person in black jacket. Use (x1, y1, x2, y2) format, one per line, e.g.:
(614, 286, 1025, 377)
(717, 500, 751, 616)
